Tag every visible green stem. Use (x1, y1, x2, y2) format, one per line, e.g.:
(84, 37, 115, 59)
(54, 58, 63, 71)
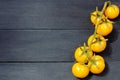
(88, 1, 109, 49)
(101, 2, 108, 15)
(107, 1, 112, 6)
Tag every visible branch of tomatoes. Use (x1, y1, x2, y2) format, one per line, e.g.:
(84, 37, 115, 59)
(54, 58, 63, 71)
(72, 0, 119, 79)
(88, 1, 109, 53)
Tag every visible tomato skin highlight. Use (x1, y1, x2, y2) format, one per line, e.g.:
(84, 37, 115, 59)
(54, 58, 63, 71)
(105, 4, 120, 19)
(74, 46, 93, 63)
(87, 34, 107, 53)
(72, 63, 89, 78)
(97, 21, 113, 36)
(88, 55, 105, 74)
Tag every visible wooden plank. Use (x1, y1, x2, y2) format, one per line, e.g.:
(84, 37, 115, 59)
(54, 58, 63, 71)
(0, 0, 98, 30)
(0, 61, 119, 80)
(0, 30, 119, 61)
(0, 0, 119, 30)
(0, 30, 92, 61)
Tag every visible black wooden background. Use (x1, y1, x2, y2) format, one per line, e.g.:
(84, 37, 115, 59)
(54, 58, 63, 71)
(0, 0, 120, 80)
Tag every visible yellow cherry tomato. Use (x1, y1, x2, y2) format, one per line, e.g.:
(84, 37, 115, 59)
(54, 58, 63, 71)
(97, 20, 113, 36)
(88, 55, 105, 74)
(74, 46, 93, 63)
(72, 63, 89, 78)
(90, 11, 105, 25)
(105, 4, 120, 19)
(87, 34, 107, 52)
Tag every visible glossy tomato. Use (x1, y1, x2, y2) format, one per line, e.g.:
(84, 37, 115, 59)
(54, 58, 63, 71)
(88, 55, 105, 74)
(87, 34, 107, 52)
(97, 19, 113, 36)
(72, 63, 89, 78)
(74, 46, 93, 63)
(105, 4, 120, 19)
(90, 11, 105, 25)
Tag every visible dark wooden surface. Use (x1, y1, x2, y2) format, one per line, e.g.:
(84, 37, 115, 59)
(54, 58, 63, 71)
(0, 0, 120, 80)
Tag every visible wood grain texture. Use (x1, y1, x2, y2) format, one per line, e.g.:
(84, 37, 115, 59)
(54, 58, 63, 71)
(0, 30, 92, 61)
(0, 30, 119, 61)
(0, 61, 119, 80)
(0, 0, 119, 30)
(0, 0, 99, 30)
(0, 0, 119, 80)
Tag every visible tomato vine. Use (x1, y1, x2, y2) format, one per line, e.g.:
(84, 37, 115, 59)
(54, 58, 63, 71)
(72, 0, 120, 79)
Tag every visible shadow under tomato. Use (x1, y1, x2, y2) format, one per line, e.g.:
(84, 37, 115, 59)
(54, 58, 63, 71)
(77, 73, 93, 80)
(111, 14, 120, 22)
(105, 28, 119, 43)
(95, 62, 109, 77)
(100, 28, 119, 60)
(76, 62, 109, 80)
(99, 44, 112, 60)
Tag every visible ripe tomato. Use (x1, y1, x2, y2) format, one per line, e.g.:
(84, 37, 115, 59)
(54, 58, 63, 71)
(74, 46, 93, 63)
(105, 4, 120, 19)
(72, 63, 89, 78)
(90, 11, 105, 25)
(97, 19, 113, 36)
(88, 55, 105, 74)
(87, 34, 107, 52)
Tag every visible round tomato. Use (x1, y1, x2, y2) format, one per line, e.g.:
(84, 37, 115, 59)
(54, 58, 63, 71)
(97, 19, 113, 36)
(87, 34, 107, 52)
(74, 46, 93, 63)
(90, 11, 105, 25)
(72, 63, 89, 78)
(105, 4, 120, 19)
(88, 55, 105, 74)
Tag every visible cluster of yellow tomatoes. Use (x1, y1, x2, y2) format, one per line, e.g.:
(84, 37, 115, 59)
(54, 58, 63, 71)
(72, 1, 120, 79)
